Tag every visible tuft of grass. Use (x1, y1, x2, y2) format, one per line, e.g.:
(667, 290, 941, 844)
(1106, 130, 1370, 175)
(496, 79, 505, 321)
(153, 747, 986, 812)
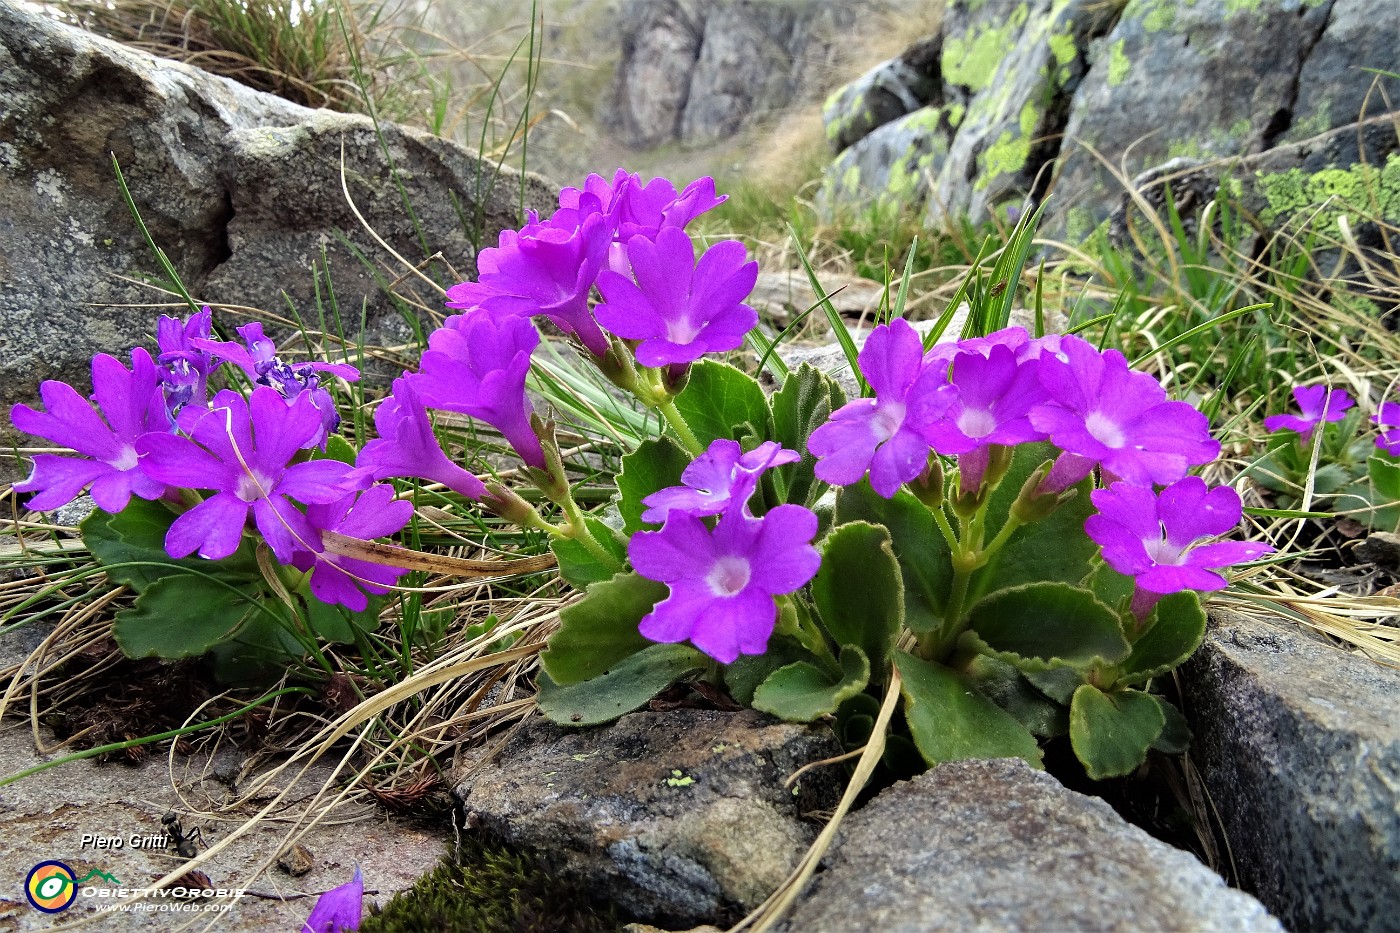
(360, 835, 618, 933)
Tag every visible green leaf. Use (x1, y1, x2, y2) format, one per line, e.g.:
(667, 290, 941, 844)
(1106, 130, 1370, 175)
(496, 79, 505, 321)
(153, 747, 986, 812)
(1069, 685, 1165, 779)
(1151, 695, 1192, 754)
(723, 635, 812, 706)
(83, 499, 258, 591)
(768, 363, 846, 508)
(813, 522, 902, 675)
(969, 443, 1098, 600)
(114, 574, 263, 659)
(1023, 666, 1083, 705)
(317, 434, 359, 466)
(671, 360, 770, 448)
(540, 572, 666, 686)
(835, 482, 952, 632)
(892, 651, 1042, 767)
(536, 644, 708, 727)
(1083, 561, 1134, 613)
(297, 593, 378, 645)
(753, 645, 871, 722)
(1370, 453, 1400, 501)
(966, 582, 1130, 672)
(551, 517, 629, 589)
(964, 654, 1068, 738)
(616, 436, 691, 534)
(1117, 591, 1206, 685)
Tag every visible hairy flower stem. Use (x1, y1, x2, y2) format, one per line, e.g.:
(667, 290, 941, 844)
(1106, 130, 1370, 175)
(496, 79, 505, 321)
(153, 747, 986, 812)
(782, 597, 841, 676)
(657, 398, 705, 457)
(559, 493, 622, 570)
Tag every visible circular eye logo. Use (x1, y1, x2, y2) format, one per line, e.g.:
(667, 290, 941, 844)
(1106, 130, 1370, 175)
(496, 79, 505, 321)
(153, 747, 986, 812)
(26, 861, 77, 913)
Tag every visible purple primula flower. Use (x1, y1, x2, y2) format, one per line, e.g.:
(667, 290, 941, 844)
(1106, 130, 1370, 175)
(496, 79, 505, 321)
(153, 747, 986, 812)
(302, 864, 362, 933)
(560, 171, 726, 275)
(913, 344, 1048, 494)
(594, 227, 759, 367)
(630, 505, 820, 664)
(11, 349, 172, 513)
(809, 318, 946, 498)
(291, 484, 413, 612)
(409, 311, 545, 469)
(1086, 477, 1274, 619)
(196, 322, 359, 449)
(641, 439, 799, 523)
(136, 388, 352, 562)
(351, 376, 489, 500)
(1263, 384, 1354, 444)
(444, 212, 612, 357)
(155, 306, 219, 415)
(1032, 338, 1219, 491)
(1374, 401, 1400, 456)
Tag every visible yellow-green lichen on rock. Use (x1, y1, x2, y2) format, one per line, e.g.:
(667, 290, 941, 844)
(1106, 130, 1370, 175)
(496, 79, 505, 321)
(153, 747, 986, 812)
(1106, 39, 1131, 87)
(1254, 152, 1400, 229)
(942, 4, 1030, 92)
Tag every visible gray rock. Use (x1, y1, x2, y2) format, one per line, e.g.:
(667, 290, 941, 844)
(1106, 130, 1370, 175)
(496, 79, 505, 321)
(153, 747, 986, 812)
(1178, 610, 1400, 932)
(452, 709, 843, 928)
(0, 723, 447, 931)
(0, 0, 550, 478)
(821, 105, 952, 211)
(1051, 0, 1334, 240)
(822, 35, 943, 155)
(749, 269, 885, 323)
(927, 0, 1118, 228)
(605, 0, 869, 148)
(779, 758, 1282, 933)
(818, 0, 1400, 248)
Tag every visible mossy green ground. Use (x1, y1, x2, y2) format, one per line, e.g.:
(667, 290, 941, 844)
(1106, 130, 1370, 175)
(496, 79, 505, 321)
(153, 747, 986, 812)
(360, 834, 618, 933)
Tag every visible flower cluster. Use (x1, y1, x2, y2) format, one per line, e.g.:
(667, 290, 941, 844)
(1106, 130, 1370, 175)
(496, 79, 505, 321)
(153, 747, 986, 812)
(11, 309, 411, 611)
(630, 440, 819, 663)
(809, 319, 1270, 618)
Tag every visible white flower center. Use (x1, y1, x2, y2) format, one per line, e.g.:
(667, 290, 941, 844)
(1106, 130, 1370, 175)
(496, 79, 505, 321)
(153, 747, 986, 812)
(108, 445, 139, 472)
(235, 471, 273, 502)
(957, 407, 998, 439)
(706, 555, 752, 597)
(1084, 411, 1126, 449)
(872, 401, 906, 442)
(1144, 537, 1187, 566)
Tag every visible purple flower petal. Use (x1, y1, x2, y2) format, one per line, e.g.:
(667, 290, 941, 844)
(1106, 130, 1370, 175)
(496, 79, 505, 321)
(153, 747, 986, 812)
(303, 865, 363, 933)
(166, 493, 250, 560)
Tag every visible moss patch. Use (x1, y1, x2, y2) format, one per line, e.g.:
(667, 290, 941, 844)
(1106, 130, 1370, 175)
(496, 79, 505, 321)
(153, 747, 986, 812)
(360, 836, 618, 933)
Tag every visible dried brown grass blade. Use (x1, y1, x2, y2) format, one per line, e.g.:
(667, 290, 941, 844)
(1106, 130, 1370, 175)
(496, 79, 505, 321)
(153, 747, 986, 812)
(319, 529, 556, 576)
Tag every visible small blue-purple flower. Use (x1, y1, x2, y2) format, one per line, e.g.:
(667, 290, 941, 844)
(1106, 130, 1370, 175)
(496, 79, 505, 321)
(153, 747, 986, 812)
(11, 349, 172, 513)
(196, 322, 359, 448)
(155, 306, 219, 415)
(594, 227, 758, 367)
(302, 865, 362, 933)
(137, 388, 352, 562)
(410, 312, 544, 469)
(641, 439, 799, 523)
(630, 505, 820, 664)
